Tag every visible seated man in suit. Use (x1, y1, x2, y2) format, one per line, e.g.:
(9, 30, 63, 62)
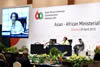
(45, 39, 56, 46)
(74, 38, 84, 56)
(49, 39, 56, 45)
(44, 39, 58, 48)
(61, 37, 70, 45)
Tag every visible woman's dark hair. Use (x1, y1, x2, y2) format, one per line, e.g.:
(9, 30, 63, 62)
(10, 12, 18, 20)
(79, 38, 82, 41)
(64, 37, 68, 40)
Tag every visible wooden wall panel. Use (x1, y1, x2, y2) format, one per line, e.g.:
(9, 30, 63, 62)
(27, 0, 32, 4)
(0, 0, 27, 8)
(75, 0, 100, 4)
(32, 0, 68, 8)
(68, 0, 75, 5)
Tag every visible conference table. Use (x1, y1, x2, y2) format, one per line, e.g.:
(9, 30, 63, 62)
(31, 44, 72, 56)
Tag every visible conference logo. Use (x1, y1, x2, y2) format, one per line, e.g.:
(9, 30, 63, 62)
(35, 11, 43, 20)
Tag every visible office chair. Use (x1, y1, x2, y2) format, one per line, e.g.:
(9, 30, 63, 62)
(18, 17, 27, 32)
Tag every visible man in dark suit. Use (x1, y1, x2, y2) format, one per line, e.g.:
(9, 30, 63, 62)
(74, 38, 84, 56)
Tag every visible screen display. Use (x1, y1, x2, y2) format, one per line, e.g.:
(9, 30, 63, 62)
(2, 6, 30, 38)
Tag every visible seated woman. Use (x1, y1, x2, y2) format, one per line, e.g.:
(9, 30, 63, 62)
(61, 37, 70, 45)
(10, 12, 24, 34)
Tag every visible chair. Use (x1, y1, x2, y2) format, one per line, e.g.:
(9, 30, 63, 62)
(68, 39, 72, 46)
(0, 60, 5, 67)
(5, 53, 14, 67)
(13, 61, 21, 67)
(18, 17, 27, 32)
(50, 39, 57, 43)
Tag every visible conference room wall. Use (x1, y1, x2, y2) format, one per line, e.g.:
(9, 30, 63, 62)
(32, 0, 100, 8)
(0, 0, 27, 8)
(0, 8, 2, 25)
(75, 0, 100, 4)
(32, 0, 68, 8)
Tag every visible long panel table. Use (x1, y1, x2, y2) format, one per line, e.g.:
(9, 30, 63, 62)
(31, 44, 72, 56)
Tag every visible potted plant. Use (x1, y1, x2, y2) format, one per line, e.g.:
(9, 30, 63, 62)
(0, 43, 6, 50)
(4, 46, 17, 53)
(46, 47, 67, 64)
(18, 45, 28, 52)
(30, 54, 48, 64)
(94, 46, 100, 61)
(62, 59, 73, 67)
(62, 54, 94, 67)
(18, 45, 28, 54)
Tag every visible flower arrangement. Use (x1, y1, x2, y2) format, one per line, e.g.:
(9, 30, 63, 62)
(62, 54, 94, 67)
(18, 45, 28, 52)
(4, 45, 28, 53)
(30, 54, 48, 63)
(4, 46, 17, 53)
(48, 47, 67, 64)
(94, 45, 100, 61)
(70, 54, 88, 67)
(0, 43, 6, 49)
(94, 45, 100, 54)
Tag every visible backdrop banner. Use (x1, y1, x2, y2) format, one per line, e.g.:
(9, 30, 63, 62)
(31, 3, 100, 51)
